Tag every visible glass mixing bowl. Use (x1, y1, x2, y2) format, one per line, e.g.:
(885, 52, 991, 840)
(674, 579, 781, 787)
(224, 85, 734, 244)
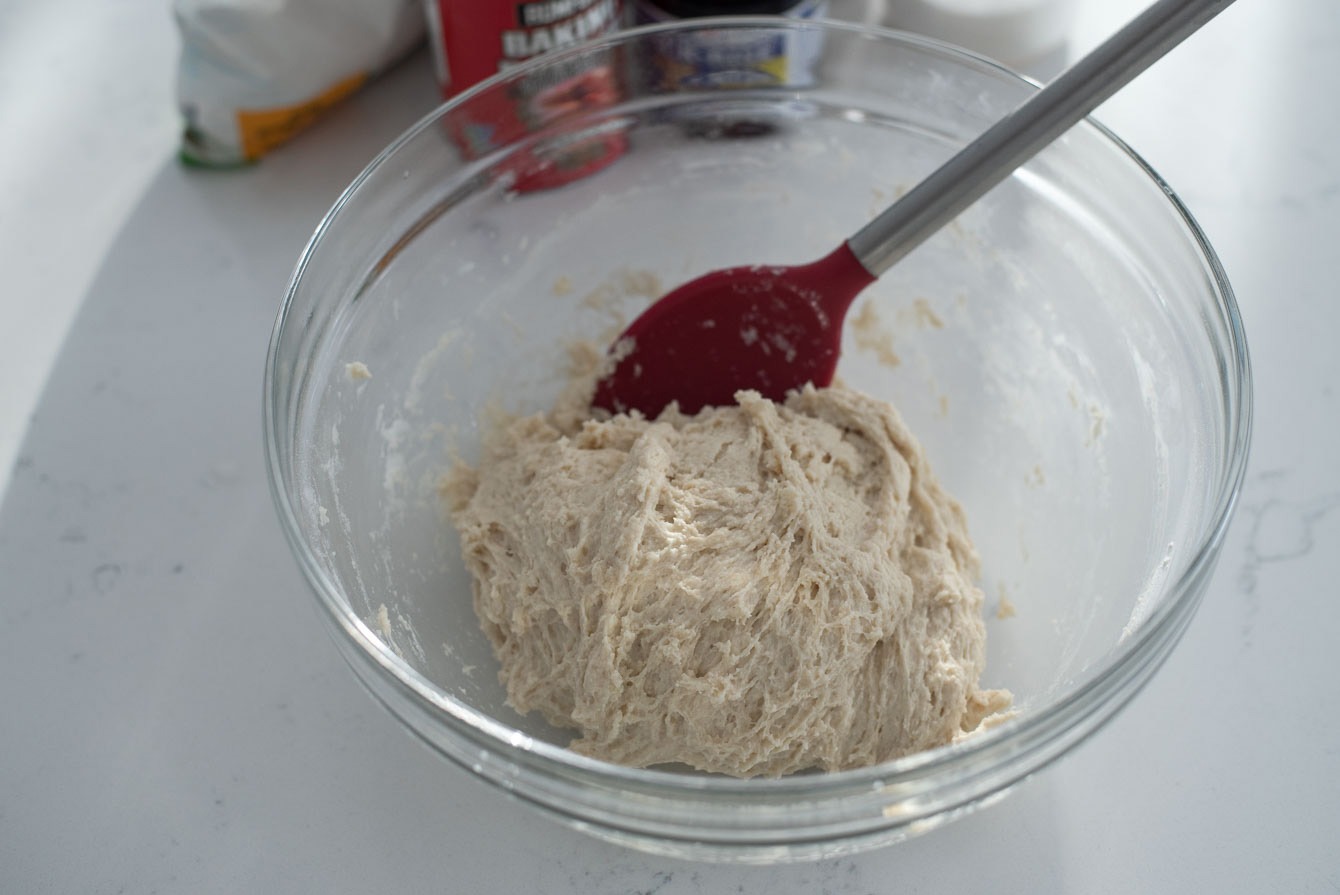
(264, 18, 1251, 862)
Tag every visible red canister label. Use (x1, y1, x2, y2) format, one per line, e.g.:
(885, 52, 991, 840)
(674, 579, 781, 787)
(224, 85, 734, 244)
(426, 0, 626, 190)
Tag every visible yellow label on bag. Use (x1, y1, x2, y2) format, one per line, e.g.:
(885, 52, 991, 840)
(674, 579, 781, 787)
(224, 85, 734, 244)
(236, 72, 368, 161)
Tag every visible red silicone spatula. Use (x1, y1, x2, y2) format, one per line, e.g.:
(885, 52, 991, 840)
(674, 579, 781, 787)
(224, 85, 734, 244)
(593, 0, 1235, 417)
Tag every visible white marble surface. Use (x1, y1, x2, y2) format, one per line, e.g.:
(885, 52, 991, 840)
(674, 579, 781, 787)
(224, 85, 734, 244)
(3, 1, 1338, 892)
(0, 0, 177, 506)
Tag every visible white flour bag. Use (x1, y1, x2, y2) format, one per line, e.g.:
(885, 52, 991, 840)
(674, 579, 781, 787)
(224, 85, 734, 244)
(174, 0, 425, 166)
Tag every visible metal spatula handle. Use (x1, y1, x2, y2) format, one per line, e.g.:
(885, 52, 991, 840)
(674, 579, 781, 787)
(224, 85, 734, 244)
(848, 0, 1238, 276)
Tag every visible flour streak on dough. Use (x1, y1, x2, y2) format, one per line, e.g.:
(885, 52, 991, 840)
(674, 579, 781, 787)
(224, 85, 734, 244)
(446, 384, 1009, 777)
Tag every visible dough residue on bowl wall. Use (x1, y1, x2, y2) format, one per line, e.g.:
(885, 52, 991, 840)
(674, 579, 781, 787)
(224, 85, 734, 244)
(851, 301, 902, 368)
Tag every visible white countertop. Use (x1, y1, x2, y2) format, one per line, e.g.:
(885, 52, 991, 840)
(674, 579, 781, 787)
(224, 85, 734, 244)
(3, 1, 1338, 891)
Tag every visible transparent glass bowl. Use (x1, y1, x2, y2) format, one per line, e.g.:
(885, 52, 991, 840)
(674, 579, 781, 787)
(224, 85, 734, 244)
(264, 19, 1251, 863)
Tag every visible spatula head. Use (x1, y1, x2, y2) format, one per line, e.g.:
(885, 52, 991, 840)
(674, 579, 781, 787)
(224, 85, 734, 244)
(592, 244, 873, 417)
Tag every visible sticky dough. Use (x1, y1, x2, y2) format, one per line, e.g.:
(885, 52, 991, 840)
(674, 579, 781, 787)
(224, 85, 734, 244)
(446, 385, 1009, 777)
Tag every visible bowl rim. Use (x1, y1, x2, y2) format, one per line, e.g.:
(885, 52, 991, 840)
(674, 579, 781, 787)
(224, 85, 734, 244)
(263, 16, 1253, 797)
